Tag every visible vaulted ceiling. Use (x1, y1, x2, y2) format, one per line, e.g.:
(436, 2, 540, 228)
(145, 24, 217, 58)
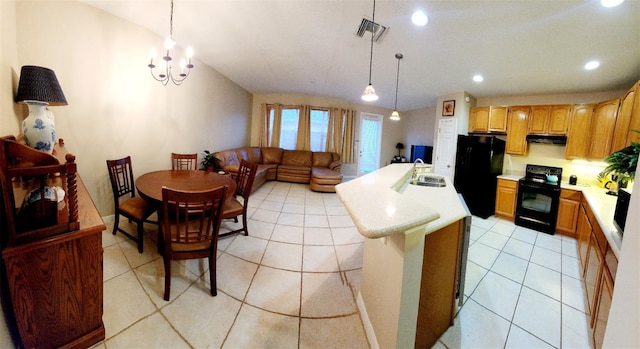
(83, 0, 640, 111)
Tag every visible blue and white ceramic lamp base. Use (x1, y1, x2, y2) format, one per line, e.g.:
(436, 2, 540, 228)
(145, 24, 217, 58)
(22, 100, 55, 154)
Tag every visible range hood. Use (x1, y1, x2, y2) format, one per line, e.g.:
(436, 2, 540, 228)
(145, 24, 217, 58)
(525, 134, 567, 144)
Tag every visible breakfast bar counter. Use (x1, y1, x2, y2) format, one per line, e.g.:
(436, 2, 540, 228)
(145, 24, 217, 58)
(336, 163, 469, 349)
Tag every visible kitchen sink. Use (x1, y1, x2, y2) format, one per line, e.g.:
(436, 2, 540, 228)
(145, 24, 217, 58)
(409, 174, 446, 187)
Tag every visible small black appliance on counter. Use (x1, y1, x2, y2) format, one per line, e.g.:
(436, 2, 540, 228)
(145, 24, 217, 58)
(614, 188, 631, 235)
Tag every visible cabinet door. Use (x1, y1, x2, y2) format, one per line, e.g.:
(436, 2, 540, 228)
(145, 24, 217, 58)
(488, 106, 508, 133)
(589, 98, 621, 160)
(528, 106, 550, 134)
(565, 104, 595, 159)
(585, 234, 603, 316)
(556, 189, 580, 236)
(506, 106, 529, 155)
(628, 80, 640, 144)
(593, 268, 613, 349)
(576, 203, 592, 272)
(612, 80, 639, 152)
(495, 179, 517, 220)
(548, 105, 571, 134)
(469, 107, 489, 133)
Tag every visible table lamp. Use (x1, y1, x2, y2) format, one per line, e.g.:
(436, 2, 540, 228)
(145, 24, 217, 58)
(15, 65, 67, 153)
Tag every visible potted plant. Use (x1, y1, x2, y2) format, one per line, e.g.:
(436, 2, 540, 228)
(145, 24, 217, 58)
(200, 150, 222, 172)
(600, 130, 640, 188)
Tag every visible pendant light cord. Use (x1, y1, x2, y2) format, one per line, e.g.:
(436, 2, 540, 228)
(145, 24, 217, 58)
(394, 55, 400, 110)
(368, 0, 375, 85)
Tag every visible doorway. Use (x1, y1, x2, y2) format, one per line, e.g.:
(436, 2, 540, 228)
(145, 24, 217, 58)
(358, 113, 383, 177)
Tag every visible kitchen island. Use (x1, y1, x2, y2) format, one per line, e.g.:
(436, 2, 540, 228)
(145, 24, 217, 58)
(336, 163, 469, 349)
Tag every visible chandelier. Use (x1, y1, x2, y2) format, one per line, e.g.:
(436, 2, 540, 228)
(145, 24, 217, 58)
(361, 0, 378, 102)
(148, 0, 194, 86)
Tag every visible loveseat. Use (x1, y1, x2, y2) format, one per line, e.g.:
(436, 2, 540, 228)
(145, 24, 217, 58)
(215, 147, 342, 192)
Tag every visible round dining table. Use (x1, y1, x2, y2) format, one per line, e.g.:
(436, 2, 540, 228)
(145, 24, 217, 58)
(135, 170, 236, 205)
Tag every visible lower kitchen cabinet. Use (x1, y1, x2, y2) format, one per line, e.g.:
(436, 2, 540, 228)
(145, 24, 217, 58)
(495, 178, 517, 220)
(575, 197, 617, 349)
(593, 266, 614, 348)
(556, 189, 581, 236)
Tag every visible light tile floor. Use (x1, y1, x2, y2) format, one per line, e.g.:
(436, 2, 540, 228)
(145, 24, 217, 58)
(0, 181, 593, 348)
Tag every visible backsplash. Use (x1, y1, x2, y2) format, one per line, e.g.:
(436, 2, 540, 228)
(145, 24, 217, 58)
(503, 143, 609, 186)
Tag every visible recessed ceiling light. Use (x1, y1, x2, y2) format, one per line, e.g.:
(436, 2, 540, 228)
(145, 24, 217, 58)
(601, 0, 624, 7)
(585, 60, 600, 70)
(411, 11, 429, 26)
(473, 75, 484, 82)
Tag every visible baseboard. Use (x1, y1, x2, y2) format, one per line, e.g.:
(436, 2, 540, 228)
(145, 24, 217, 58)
(357, 291, 379, 349)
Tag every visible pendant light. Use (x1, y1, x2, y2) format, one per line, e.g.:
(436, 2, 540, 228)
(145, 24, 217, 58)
(361, 0, 379, 102)
(390, 53, 403, 121)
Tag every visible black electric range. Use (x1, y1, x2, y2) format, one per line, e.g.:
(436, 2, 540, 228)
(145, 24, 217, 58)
(515, 164, 563, 234)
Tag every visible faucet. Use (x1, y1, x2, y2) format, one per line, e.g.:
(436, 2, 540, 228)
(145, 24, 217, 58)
(412, 158, 424, 179)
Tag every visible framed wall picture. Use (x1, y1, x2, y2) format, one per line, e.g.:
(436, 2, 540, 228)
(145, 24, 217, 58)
(443, 100, 455, 116)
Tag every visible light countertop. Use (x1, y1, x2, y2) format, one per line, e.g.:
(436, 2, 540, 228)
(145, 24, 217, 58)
(495, 175, 624, 258)
(335, 163, 468, 239)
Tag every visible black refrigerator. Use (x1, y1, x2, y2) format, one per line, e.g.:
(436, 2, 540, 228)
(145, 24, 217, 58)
(453, 135, 505, 219)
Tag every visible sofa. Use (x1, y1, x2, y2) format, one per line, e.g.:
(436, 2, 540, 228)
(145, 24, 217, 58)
(215, 147, 342, 193)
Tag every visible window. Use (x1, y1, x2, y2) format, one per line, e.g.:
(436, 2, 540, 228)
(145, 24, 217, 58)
(279, 108, 299, 150)
(310, 108, 329, 152)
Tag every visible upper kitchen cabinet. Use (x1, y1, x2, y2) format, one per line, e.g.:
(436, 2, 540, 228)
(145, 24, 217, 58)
(565, 104, 595, 159)
(488, 106, 508, 133)
(468, 107, 489, 133)
(588, 98, 621, 160)
(468, 106, 507, 133)
(629, 80, 640, 144)
(612, 80, 639, 152)
(529, 105, 571, 135)
(506, 106, 530, 155)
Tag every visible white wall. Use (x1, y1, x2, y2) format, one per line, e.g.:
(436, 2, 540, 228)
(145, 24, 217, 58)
(402, 106, 436, 160)
(2, 0, 252, 216)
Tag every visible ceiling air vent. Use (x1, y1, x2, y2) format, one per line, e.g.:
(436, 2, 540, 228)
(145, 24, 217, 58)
(356, 18, 388, 42)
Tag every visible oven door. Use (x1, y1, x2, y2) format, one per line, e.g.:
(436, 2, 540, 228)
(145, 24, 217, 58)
(515, 181, 560, 234)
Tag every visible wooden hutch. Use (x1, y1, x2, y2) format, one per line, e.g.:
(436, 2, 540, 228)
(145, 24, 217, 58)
(0, 136, 105, 348)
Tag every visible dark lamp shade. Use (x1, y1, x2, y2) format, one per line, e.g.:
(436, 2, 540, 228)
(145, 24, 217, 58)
(15, 65, 67, 106)
(396, 142, 405, 150)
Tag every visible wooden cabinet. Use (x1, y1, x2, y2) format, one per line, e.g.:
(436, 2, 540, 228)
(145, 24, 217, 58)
(629, 80, 640, 144)
(495, 179, 518, 220)
(612, 81, 639, 152)
(576, 201, 592, 271)
(565, 104, 595, 159)
(416, 220, 462, 349)
(468, 107, 489, 133)
(589, 98, 621, 160)
(528, 105, 571, 135)
(593, 267, 614, 348)
(575, 197, 618, 349)
(506, 106, 530, 155)
(488, 106, 508, 132)
(584, 234, 603, 314)
(0, 138, 105, 348)
(556, 189, 581, 236)
(468, 106, 507, 133)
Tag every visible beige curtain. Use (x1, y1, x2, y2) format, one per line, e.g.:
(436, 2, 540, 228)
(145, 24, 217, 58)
(296, 105, 311, 150)
(262, 103, 282, 147)
(341, 109, 355, 163)
(326, 108, 342, 153)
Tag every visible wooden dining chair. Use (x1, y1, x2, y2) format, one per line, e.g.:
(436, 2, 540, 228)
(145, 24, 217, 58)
(106, 156, 157, 253)
(171, 153, 198, 171)
(220, 160, 258, 237)
(160, 186, 227, 301)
